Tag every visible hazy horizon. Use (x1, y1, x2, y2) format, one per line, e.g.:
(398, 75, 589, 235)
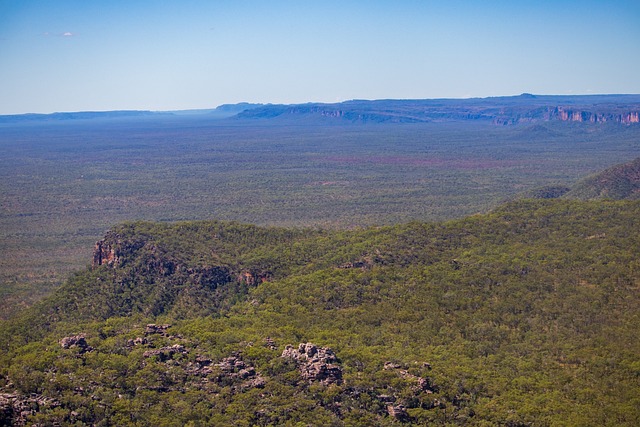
(2, 1, 640, 115)
(3, 92, 640, 117)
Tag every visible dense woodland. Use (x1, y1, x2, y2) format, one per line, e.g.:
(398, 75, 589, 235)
(2, 198, 640, 426)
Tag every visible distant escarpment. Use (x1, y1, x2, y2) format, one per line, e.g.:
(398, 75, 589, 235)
(235, 94, 640, 125)
(3, 95, 638, 125)
(553, 108, 639, 124)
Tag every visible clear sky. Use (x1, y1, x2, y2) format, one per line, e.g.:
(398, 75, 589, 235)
(1, 0, 639, 114)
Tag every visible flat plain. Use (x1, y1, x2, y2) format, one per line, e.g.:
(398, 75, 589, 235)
(1, 115, 640, 317)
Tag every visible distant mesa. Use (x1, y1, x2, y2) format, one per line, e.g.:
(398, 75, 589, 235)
(233, 94, 640, 125)
(214, 102, 264, 113)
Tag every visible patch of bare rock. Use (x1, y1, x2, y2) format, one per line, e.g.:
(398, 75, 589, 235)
(281, 342, 343, 385)
(213, 354, 266, 390)
(59, 334, 93, 353)
(0, 392, 60, 427)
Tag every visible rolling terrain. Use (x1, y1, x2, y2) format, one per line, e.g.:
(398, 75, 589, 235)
(2, 99, 640, 318)
(1, 198, 639, 425)
(0, 94, 640, 318)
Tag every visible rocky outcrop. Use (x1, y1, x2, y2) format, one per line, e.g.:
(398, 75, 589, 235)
(59, 335, 93, 353)
(237, 270, 272, 285)
(383, 361, 402, 370)
(384, 361, 436, 393)
(176, 354, 213, 377)
(281, 343, 343, 385)
(212, 355, 266, 390)
(143, 344, 188, 361)
(91, 228, 243, 318)
(93, 238, 119, 267)
(387, 404, 410, 422)
(127, 336, 148, 346)
(0, 392, 60, 426)
(124, 324, 171, 347)
(92, 230, 146, 268)
(145, 323, 171, 335)
(91, 230, 146, 268)
(264, 337, 277, 350)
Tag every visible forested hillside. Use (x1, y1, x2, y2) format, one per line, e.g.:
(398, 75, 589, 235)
(565, 156, 640, 200)
(2, 199, 639, 426)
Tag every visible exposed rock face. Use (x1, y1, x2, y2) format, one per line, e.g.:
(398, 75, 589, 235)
(383, 361, 402, 370)
(553, 107, 640, 124)
(91, 229, 239, 317)
(0, 392, 60, 426)
(383, 361, 436, 393)
(264, 337, 277, 350)
(127, 336, 148, 346)
(281, 342, 338, 363)
(143, 344, 188, 361)
(93, 238, 119, 267)
(299, 359, 343, 385)
(237, 270, 272, 285)
(213, 355, 266, 390)
(145, 323, 171, 335)
(93, 231, 122, 267)
(92, 230, 145, 268)
(125, 324, 171, 347)
(59, 335, 92, 353)
(215, 355, 249, 373)
(179, 355, 215, 381)
(387, 404, 410, 422)
(189, 266, 233, 289)
(281, 343, 343, 385)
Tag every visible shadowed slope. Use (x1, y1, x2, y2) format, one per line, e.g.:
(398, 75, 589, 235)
(566, 157, 640, 200)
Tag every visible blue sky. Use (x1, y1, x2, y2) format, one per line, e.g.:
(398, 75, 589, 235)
(1, 0, 639, 114)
